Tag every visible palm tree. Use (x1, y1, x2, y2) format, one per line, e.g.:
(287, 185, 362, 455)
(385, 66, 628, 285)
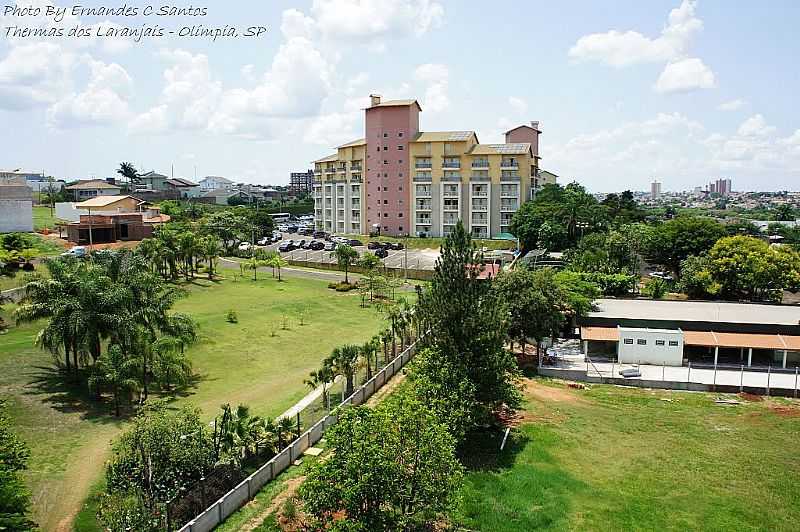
(334, 244, 358, 284)
(87, 344, 140, 416)
(151, 336, 192, 392)
(216, 403, 263, 465)
(117, 162, 139, 189)
(360, 338, 378, 381)
(305, 362, 335, 410)
(329, 344, 360, 397)
(276, 416, 297, 449)
(271, 255, 288, 281)
(201, 236, 222, 280)
(378, 328, 392, 365)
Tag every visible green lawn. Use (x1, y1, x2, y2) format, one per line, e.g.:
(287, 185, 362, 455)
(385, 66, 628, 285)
(458, 379, 800, 531)
(0, 272, 385, 531)
(32, 205, 65, 231)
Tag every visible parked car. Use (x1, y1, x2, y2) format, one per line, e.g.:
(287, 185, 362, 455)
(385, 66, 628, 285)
(309, 240, 325, 250)
(324, 241, 337, 251)
(61, 246, 87, 258)
(375, 248, 389, 258)
(296, 239, 307, 248)
(313, 231, 327, 239)
(348, 239, 364, 247)
(367, 241, 383, 250)
(649, 271, 674, 281)
(299, 228, 314, 236)
(388, 242, 404, 250)
(257, 237, 271, 246)
(238, 242, 252, 252)
(287, 225, 299, 233)
(278, 241, 296, 252)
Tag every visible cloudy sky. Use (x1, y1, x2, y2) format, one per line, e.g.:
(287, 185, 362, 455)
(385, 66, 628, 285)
(1, 0, 798, 191)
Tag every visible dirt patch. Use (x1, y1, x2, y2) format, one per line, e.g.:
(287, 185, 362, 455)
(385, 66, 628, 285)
(240, 476, 305, 532)
(739, 392, 764, 402)
(769, 404, 800, 417)
(522, 379, 586, 405)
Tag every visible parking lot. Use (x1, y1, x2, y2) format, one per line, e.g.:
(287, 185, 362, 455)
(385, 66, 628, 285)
(255, 232, 440, 271)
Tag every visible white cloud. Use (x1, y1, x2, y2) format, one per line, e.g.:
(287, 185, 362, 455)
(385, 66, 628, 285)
(304, 111, 360, 146)
(718, 98, 745, 111)
(737, 114, 776, 137)
(129, 104, 169, 135)
(569, 0, 702, 67)
(47, 60, 133, 128)
(241, 64, 256, 82)
(0, 42, 76, 109)
(414, 63, 449, 112)
(508, 96, 528, 114)
(310, 0, 444, 45)
(654, 57, 716, 93)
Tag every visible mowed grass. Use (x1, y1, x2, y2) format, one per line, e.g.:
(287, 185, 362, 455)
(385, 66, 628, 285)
(32, 205, 65, 231)
(458, 379, 800, 531)
(0, 272, 385, 531)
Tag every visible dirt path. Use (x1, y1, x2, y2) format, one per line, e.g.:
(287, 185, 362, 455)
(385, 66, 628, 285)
(239, 476, 306, 532)
(366, 371, 406, 407)
(49, 425, 119, 532)
(522, 379, 586, 404)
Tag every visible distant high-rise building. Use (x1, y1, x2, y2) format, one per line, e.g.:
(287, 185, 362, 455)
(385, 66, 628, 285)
(650, 180, 662, 200)
(290, 170, 314, 193)
(708, 178, 732, 197)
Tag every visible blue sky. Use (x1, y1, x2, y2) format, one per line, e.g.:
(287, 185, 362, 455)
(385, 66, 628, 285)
(0, 0, 798, 191)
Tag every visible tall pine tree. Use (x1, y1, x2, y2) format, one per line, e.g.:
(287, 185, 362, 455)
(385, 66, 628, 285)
(417, 221, 521, 434)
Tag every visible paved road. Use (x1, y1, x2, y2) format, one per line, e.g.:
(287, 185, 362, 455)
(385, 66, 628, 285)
(279, 375, 343, 420)
(251, 232, 440, 271)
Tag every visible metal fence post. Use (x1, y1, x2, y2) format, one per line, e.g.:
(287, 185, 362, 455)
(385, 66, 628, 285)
(795, 367, 798, 399)
(662, 361, 665, 381)
(687, 361, 691, 384)
(740, 365, 744, 392)
(766, 365, 771, 396)
(713, 361, 717, 390)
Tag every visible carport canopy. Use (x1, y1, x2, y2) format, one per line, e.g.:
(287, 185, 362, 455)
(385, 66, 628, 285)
(580, 326, 800, 351)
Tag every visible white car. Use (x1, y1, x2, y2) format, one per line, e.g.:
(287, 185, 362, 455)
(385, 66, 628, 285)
(238, 242, 253, 251)
(256, 237, 271, 246)
(61, 246, 87, 258)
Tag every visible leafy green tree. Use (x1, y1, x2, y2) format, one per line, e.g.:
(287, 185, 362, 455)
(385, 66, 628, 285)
(419, 221, 520, 433)
(706, 236, 800, 301)
(642, 277, 669, 299)
(334, 244, 359, 284)
(774, 204, 796, 221)
(200, 235, 222, 279)
(357, 252, 381, 271)
(601, 190, 646, 224)
(103, 403, 214, 521)
(215, 403, 263, 466)
(300, 397, 463, 530)
(0, 400, 35, 531)
(646, 216, 726, 272)
(677, 255, 720, 299)
(202, 211, 249, 253)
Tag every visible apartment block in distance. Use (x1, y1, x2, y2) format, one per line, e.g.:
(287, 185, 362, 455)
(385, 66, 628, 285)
(313, 95, 545, 238)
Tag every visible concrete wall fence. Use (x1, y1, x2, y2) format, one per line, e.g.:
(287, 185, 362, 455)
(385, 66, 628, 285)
(177, 340, 419, 532)
(286, 258, 434, 281)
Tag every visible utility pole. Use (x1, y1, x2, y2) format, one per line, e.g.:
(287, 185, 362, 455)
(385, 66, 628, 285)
(87, 206, 94, 255)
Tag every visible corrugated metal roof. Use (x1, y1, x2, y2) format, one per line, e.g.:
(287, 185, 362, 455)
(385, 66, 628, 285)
(337, 138, 366, 148)
(66, 179, 121, 190)
(581, 326, 619, 341)
(369, 99, 421, 110)
(412, 131, 476, 142)
(589, 299, 800, 327)
(313, 154, 339, 163)
(468, 143, 532, 155)
(75, 195, 140, 208)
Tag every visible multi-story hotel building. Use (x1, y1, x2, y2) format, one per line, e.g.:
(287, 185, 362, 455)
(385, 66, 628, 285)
(313, 95, 548, 238)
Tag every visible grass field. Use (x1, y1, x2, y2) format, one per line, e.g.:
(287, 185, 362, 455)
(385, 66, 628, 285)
(32, 205, 65, 231)
(458, 378, 800, 531)
(0, 272, 385, 531)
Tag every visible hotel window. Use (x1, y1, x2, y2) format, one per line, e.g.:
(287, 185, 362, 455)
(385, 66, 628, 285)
(398, 146, 404, 150)
(383, 133, 388, 137)
(398, 132, 403, 137)
(399, 226, 403, 231)
(383, 200, 388, 204)
(383, 146, 388, 150)
(624, 339, 634, 345)
(384, 160, 388, 164)
(637, 339, 647, 345)
(655, 340, 665, 346)
(669, 340, 679, 346)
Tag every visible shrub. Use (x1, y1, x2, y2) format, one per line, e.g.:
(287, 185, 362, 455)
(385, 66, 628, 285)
(226, 310, 238, 323)
(328, 281, 357, 292)
(642, 277, 669, 299)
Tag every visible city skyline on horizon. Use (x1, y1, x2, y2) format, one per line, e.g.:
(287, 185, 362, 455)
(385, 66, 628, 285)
(1, 0, 799, 192)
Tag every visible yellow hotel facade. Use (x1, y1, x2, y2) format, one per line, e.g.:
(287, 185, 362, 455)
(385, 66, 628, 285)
(312, 95, 555, 238)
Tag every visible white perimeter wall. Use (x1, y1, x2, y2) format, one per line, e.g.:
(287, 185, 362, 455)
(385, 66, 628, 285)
(0, 200, 33, 232)
(618, 328, 684, 366)
(55, 202, 81, 222)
